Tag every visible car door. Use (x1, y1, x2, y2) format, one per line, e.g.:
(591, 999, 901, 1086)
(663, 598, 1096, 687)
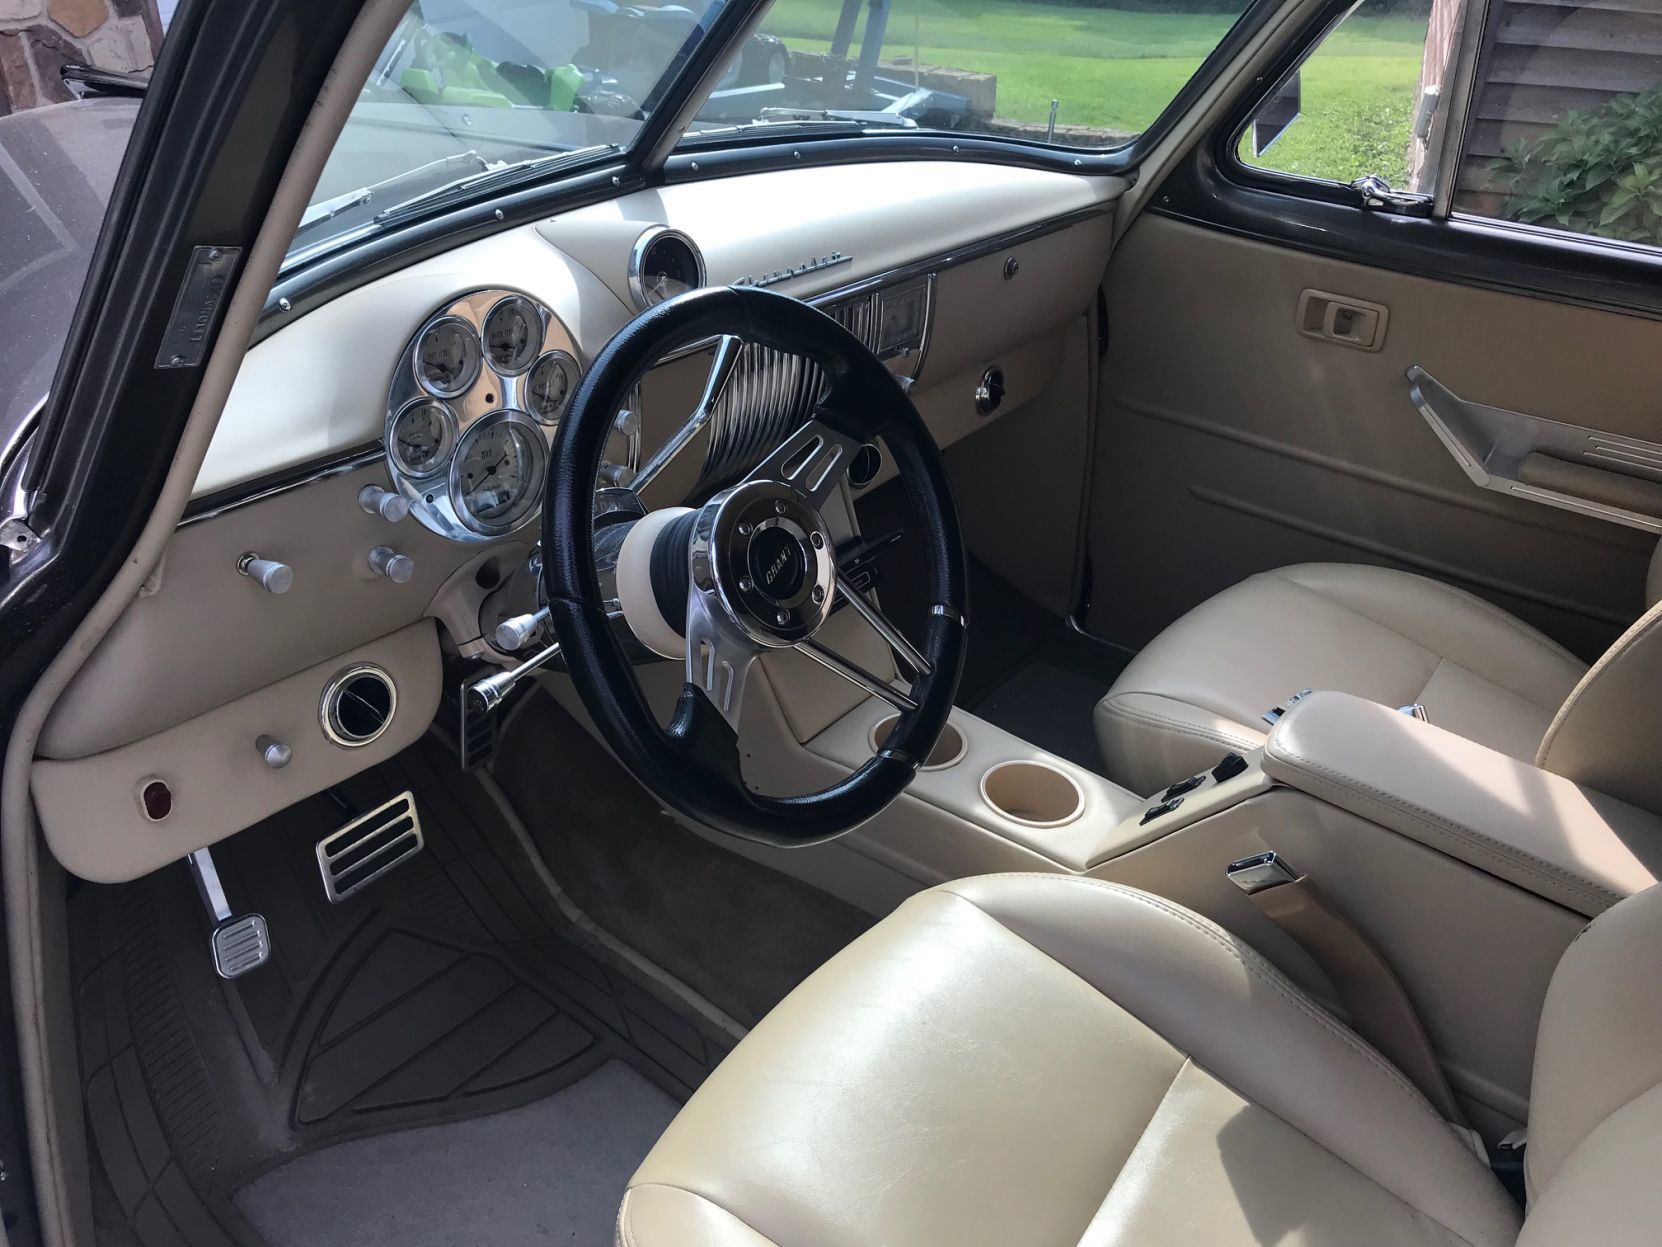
(1086, 0, 1662, 663)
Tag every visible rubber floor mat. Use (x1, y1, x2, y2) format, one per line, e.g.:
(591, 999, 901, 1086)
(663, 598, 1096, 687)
(74, 737, 728, 1247)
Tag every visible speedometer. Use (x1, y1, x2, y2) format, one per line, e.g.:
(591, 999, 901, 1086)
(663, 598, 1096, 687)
(450, 415, 544, 534)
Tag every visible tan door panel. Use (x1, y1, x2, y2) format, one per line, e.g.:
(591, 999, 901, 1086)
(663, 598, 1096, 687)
(1086, 214, 1659, 660)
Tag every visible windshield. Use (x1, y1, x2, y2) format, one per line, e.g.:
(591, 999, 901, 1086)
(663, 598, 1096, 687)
(685, 0, 1252, 148)
(288, 0, 727, 268)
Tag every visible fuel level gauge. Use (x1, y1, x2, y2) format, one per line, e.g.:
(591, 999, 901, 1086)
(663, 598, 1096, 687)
(390, 397, 456, 477)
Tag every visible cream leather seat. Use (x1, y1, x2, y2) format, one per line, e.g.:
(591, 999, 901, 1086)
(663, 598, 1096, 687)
(1094, 560, 1662, 798)
(618, 874, 1662, 1246)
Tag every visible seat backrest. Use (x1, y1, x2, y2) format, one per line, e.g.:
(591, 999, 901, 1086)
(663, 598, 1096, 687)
(1535, 538, 1662, 814)
(1517, 883, 1662, 1242)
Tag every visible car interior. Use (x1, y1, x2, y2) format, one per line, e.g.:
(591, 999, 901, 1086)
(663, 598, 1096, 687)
(5, 0, 1662, 1242)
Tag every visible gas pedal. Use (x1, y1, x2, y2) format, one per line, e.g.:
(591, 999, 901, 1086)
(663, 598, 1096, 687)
(187, 846, 271, 980)
(315, 790, 424, 903)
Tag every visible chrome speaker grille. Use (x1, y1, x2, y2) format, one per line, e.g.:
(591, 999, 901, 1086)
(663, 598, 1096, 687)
(690, 297, 880, 498)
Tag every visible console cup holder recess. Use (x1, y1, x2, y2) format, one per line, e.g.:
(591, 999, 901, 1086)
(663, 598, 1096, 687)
(979, 759, 1085, 828)
(320, 663, 398, 748)
(869, 714, 967, 771)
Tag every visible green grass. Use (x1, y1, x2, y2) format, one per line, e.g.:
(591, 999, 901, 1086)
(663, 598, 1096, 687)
(756, 0, 1425, 174)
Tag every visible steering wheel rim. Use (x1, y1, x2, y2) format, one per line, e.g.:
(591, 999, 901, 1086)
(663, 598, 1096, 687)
(543, 285, 967, 845)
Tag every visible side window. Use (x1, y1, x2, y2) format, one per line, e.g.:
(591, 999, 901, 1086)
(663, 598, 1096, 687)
(1453, 4, 1662, 249)
(1238, 0, 1469, 195)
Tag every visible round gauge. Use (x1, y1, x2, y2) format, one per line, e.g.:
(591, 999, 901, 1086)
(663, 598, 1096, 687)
(414, 315, 481, 397)
(451, 416, 543, 532)
(390, 398, 455, 477)
(483, 295, 542, 375)
(525, 350, 578, 425)
(629, 228, 705, 310)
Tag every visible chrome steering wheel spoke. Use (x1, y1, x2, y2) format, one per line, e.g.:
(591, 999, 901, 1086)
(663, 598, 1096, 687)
(834, 570, 931, 680)
(631, 334, 743, 497)
(794, 637, 918, 713)
(745, 417, 862, 510)
(685, 578, 759, 732)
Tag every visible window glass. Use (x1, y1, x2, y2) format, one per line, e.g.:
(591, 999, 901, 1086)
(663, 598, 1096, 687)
(683, 0, 1257, 150)
(1238, 0, 1463, 193)
(1454, 3, 1662, 248)
(291, 0, 729, 268)
(0, 1, 168, 450)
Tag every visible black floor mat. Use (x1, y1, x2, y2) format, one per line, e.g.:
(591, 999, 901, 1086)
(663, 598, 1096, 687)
(856, 480, 1132, 772)
(75, 738, 729, 1247)
(495, 692, 874, 1030)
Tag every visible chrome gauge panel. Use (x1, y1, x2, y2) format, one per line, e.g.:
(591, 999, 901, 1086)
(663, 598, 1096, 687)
(386, 289, 582, 542)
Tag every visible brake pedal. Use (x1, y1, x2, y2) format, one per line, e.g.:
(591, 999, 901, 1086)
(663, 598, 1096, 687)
(315, 790, 423, 903)
(187, 847, 271, 980)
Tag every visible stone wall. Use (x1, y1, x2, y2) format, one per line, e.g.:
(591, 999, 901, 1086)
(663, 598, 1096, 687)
(0, 0, 161, 116)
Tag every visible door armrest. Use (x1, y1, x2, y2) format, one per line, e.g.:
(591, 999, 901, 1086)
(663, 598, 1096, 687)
(1263, 691, 1662, 916)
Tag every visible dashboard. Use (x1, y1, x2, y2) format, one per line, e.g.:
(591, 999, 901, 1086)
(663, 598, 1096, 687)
(31, 158, 1122, 883)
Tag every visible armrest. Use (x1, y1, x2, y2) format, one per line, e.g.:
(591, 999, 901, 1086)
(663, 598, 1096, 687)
(1263, 691, 1662, 916)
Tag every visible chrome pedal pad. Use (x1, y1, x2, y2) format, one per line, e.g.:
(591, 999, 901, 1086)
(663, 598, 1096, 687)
(187, 846, 271, 980)
(210, 915, 272, 980)
(316, 790, 423, 903)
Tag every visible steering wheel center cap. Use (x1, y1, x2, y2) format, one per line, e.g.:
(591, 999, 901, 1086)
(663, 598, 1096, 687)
(696, 480, 836, 646)
(748, 525, 809, 603)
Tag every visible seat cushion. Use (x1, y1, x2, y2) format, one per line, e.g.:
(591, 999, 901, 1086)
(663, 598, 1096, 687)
(618, 875, 1521, 1247)
(1095, 563, 1587, 795)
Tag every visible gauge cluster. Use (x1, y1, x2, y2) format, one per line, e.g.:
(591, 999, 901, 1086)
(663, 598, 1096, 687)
(386, 290, 583, 542)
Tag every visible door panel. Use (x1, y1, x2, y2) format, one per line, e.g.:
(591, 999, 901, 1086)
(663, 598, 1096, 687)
(1087, 213, 1659, 660)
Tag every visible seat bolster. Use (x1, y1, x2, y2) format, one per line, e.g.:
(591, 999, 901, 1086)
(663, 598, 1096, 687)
(617, 1186, 779, 1247)
(1093, 690, 1264, 796)
(943, 875, 1522, 1247)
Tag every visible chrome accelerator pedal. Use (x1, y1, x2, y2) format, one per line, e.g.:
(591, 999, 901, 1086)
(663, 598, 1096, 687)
(315, 790, 423, 903)
(187, 847, 272, 980)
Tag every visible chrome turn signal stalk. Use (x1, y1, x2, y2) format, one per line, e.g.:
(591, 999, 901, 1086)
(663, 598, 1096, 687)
(467, 639, 563, 714)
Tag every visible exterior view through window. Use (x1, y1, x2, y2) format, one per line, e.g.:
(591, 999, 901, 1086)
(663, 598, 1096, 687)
(710, 0, 1257, 147)
(1240, 0, 1662, 252)
(292, 0, 1262, 268)
(0, 0, 170, 453)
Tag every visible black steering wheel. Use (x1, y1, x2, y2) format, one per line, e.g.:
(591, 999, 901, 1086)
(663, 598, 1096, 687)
(542, 285, 966, 844)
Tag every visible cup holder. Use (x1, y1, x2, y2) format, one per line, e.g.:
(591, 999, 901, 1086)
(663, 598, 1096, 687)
(869, 714, 967, 771)
(979, 759, 1084, 828)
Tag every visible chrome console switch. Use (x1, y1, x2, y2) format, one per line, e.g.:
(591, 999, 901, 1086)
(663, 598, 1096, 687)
(237, 552, 293, 594)
(358, 484, 410, 523)
(256, 735, 292, 769)
(1227, 851, 1300, 895)
(368, 545, 415, 584)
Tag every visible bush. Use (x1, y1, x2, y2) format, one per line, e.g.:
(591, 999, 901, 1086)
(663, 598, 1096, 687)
(1492, 87, 1662, 246)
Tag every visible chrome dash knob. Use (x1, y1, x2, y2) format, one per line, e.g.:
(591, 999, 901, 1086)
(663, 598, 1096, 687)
(237, 553, 293, 594)
(368, 546, 415, 584)
(358, 485, 410, 523)
(255, 735, 292, 769)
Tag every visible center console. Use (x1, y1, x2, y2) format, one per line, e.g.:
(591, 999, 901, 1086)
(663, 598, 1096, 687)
(801, 687, 1662, 1136)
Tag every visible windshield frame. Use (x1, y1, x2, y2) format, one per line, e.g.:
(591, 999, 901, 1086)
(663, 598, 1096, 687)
(266, 0, 1289, 334)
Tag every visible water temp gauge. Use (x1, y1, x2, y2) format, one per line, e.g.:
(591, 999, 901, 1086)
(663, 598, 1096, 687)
(526, 350, 578, 425)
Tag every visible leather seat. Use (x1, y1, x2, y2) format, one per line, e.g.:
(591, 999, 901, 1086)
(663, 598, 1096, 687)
(1094, 562, 1594, 797)
(618, 874, 1662, 1245)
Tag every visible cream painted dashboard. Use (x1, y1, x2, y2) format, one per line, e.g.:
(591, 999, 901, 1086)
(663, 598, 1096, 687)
(33, 158, 1122, 883)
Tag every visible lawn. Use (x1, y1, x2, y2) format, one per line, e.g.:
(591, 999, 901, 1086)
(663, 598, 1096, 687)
(757, 0, 1426, 182)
